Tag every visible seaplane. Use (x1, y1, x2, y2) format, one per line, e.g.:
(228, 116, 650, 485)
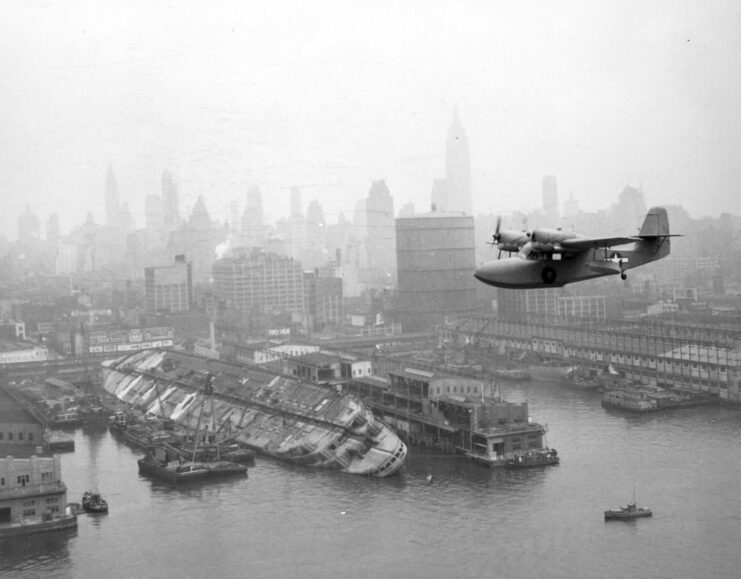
(474, 206, 676, 289)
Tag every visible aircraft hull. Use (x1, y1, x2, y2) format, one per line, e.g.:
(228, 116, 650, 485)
(475, 239, 669, 290)
(474, 253, 594, 289)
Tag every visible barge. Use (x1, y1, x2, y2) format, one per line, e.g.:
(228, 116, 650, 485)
(138, 454, 247, 484)
(602, 385, 716, 412)
(505, 447, 559, 468)
(101, 350, 407, 477)
(137, 444, 247, 484)
(466, 445, 559, 469)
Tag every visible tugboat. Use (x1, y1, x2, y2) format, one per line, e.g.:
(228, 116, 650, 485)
(81, 491, 109, 514)
(604, 491, 652, 521)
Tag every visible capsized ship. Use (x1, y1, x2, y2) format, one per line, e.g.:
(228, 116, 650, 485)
(102, 349, 407, 477)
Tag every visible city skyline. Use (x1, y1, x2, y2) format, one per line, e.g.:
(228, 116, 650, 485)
(2, 1, 740, 238)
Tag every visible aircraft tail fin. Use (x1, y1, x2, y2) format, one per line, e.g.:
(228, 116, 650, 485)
(638, 207, 670, 238)
(635, 206, 674, 263)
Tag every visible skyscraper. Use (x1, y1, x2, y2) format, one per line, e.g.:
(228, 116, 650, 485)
(18, 205, 40, 243)
(365, 179, 396, 286)
(444, 108, 472, 214)
(276, 187, 306, 262)
(241, 184, 266, 248)
(145, 193, 164, 232)
(290, 186, 302, 218)
(46, 213, 60, 242)
(161, 170, 180, 228)
(229, 200, 240, 235)
(430, 178, 448, 212)
(105, 164, 120, 227)
(542, 175, 559, 216)
(119, 202, 135, 233)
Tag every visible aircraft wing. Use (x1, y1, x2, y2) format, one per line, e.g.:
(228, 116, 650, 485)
(559, 236, 640, 250)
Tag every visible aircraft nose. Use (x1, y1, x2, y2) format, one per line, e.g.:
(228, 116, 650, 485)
(474, 262, 496, 284)
(474, 258, 527, 288)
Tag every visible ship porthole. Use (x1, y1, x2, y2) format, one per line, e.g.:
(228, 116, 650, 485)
(542, 267, 557, 284)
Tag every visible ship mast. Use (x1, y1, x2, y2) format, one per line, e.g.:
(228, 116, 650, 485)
(190, 373, 215, 463)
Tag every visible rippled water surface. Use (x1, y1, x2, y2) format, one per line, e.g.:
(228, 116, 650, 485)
(3, 381, 741, 579)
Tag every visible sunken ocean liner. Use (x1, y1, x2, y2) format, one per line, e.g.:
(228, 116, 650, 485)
(102, 349, 407, 477)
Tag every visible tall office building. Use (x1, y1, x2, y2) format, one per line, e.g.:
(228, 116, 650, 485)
(276, 187, 306, 262)
(304, 269, 344, 330)
(306, 199, 326, 245)
(144, 255, 193, 313)
(290, 186, 302, 218)
(18, 205, 40, 243)
(162, 170, 180, 228)
(444, 108, 472, 214)
(212, 249, 305, 320)
(229, 200, 240, 235)
(119, 202, 135, 233)
(613, 185, 647, 234)
(396, 211, 477, 331)
(542, 175, 559, 216)
(562, 193, 579, 221)
(242, 184, 266, 248)
(105, 164, 120, 227)
(46, 213, 60, 242)
(364, 180, 396, 286)
(430, 178, 448, 212)
(145, 194, 164, 232)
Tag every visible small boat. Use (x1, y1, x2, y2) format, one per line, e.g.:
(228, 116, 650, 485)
(604, 501, 652, 520)
(505, 448, 560, 469)
(82, 491, 109, 514)
(67, 502, 85, 515)
(46, 430, 75, 452)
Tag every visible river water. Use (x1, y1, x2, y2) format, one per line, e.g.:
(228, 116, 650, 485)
(2, 380, 741, 579)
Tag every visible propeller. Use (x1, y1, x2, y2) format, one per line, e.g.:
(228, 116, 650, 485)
(488, 216, 531, 257)
(491, 215, 503, 245)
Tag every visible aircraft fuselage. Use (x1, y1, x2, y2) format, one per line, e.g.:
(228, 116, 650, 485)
(474, 239, 667, 289)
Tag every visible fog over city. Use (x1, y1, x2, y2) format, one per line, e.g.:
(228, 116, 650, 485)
(7, 3, 741, 576)
(2, 0, 740, 237)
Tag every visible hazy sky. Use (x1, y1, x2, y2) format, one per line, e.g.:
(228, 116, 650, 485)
(2, 0, 740, 238)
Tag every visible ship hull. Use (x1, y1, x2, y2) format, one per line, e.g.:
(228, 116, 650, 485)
(604, 510, 652, 520)
(138, 456, 247, 484)
(101, 350, 406, 477)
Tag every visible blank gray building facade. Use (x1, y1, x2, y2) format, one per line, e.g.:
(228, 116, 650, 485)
(396, 212, 477, 332)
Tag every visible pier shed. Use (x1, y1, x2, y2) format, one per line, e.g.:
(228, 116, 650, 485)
(346, 367, 548, 455)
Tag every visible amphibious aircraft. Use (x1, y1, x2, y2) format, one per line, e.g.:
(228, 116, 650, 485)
(474, 206, 675, 289)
